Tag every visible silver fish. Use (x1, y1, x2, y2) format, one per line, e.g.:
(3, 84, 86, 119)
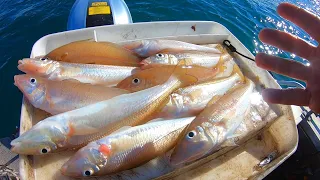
(61, 117, 194, 177)
(121, 39, 221, 57)
(170, 79, 254, 165)
(159, 71, 244, 118)
(141, 51, 221, 68)
(18, 58, 137, 86)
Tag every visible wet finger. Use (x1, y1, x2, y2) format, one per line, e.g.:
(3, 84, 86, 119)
(259, 29, 317, 61)
(255, 53, 310, 81)
(277, 2, 320, 42)
(262, 88, 310, 106)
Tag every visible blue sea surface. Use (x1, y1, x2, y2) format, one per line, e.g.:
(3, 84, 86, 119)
(0, 0, 319, 137)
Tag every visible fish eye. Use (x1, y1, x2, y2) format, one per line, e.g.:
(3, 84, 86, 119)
(187, 131, 196, 139)
(132, 78, 140, 85)
(40, 57, 48, 61)
(83, 169, 94, 176)
(30, 78, 36, 84)
(156, 53, 164, 58)
(40, 147, 50, 154)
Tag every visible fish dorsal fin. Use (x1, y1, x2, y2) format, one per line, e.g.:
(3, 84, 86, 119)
(182, 58, 194, 66)
(170, 60, 198, 87)
(140, 64, 164, 70)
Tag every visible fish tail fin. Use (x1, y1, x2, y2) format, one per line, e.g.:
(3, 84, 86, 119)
(232, 64, 245, 82)
(170, 60, 199, 88)
(212, 54, 228, 74)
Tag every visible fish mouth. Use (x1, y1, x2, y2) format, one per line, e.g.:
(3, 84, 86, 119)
(10, 140, 20, 153)
(17, 60, 27, 71)
(13, 75, 18, 87)
(60, 164, 83, 178)
(13, 75, 25, 89)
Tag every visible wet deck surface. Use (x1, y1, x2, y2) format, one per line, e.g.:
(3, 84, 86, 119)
(265, 123, 320, 180)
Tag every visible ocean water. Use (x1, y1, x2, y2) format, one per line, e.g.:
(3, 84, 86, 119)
(0, 0, 319, 138)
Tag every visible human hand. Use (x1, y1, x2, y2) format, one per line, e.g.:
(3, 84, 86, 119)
(255, 2, 320, 113)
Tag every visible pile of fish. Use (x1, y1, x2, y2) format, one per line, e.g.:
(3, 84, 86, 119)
(12, 39, 273, 178)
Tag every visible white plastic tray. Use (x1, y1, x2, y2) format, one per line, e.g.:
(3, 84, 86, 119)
(19, 21, 298, 180)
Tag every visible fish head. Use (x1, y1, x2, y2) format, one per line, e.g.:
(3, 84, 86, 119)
(117, 65, 177, 92)
(14, 75, 46, 107)
(141, 53, 171, 65)
(11, 120, 67, 155)
(170, 123, 214, 166)
(116, 71, 156, 92)
(18, 58, 58, 77)
(61, 142, 109, 177)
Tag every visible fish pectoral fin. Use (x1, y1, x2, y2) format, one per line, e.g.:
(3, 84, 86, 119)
(140, 64, 164, 70)
(45, 93, 55, 109)
(188, 89, 204, 101)
(221, 133, 242, 147)
(170, 60, 199, 87)
(183, 58, 194, 66)
(227, 133, 241, 139)
(220, 138, 238, 147)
